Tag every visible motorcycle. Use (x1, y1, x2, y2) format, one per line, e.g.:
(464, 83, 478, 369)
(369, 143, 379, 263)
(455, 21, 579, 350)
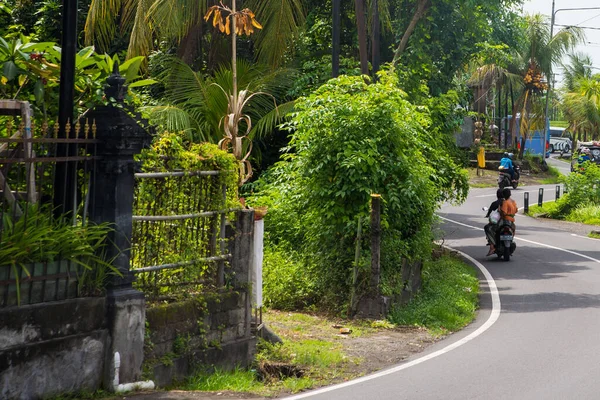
(498, 165, 520, 190)
(483, 207, 517, 261)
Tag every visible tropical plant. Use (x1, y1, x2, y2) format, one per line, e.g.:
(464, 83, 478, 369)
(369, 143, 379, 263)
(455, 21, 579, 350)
(84, 0, 305, 68)
(247, 72, 468, 308)
(0, 204, 117, 303)
(468, 14, 583, 156)
(0, 35, 156, 117)
(560, 54, 600, 142)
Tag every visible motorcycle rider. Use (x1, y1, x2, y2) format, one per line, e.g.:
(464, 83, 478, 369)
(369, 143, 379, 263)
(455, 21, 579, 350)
(499, 152, 515, 181)
(485, 188, 504, 256)
(487, 188, 518, 256)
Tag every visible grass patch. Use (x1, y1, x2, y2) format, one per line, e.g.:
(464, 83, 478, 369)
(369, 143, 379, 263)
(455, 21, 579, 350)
(568, 203, 600, 225)
(183, 367, 263, 392)
(540, 165, 562, 184)
(550, 121, 569, 128)
(388, 255, 479, 336)
(528, 201, 600, 225)
(589, 232, 600, 239)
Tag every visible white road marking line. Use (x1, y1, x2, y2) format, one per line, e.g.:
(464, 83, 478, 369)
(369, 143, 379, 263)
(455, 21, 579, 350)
(571, 233, 599, 241)
(283, 247, 501, 400)
(440, 216, 600, 265)
(475, 194, 497, 198)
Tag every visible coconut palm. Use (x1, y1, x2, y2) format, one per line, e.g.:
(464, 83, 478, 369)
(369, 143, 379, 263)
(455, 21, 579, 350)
(84, 0, 305, 68)
(562, 75, 600, 142)
(468, 14, 583, 156)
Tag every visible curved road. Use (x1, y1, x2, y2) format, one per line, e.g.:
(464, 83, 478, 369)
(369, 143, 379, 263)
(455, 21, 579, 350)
(285, 179, 600, 399)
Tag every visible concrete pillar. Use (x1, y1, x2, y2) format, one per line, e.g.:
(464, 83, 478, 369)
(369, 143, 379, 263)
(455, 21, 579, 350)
(86, 67, 152, 389)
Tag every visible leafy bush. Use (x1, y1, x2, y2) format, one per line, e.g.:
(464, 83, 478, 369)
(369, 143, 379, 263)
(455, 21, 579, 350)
(388, 255, 479, 334)
(248, 72, 468, 309)
(262, 244, 317, 310)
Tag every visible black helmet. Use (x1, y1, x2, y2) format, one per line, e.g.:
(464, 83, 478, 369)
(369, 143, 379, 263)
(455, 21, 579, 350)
(496, 188, 504, 199)
(502, 188, 511, 199)
(503, 152, 509, 158)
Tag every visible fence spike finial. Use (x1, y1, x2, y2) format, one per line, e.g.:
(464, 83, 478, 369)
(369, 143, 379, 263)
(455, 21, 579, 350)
(65, 119, 72, 138)
(75, 119, 81, 138)
(92, 119, 97, 139)
(84, 119, 90, 139)
(41, 119, 49, 137)
(53, 119, 59, 138)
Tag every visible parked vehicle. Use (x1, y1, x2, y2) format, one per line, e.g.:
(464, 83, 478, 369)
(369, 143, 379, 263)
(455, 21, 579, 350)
(549, 127, 572, 154)
(571, 142, 600, 172)
(498, 164, 520, 189)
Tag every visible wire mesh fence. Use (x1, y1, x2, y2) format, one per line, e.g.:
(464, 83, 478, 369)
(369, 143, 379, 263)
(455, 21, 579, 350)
(131, 170, 235, 301)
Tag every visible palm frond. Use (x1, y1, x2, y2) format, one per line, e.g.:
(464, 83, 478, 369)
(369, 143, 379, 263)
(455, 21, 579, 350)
(84, 0, 123, 51)
(246, 0, 305, 68)
(148, 0, 205, 42)
(250, 100, 295, 140)
(126, 0, 155, 59)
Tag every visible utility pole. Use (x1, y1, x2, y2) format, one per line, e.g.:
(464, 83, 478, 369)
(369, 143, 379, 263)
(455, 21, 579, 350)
(542, 0, 556, 165)
(543, 4, 600, 162)
(54, 0, 78, 217)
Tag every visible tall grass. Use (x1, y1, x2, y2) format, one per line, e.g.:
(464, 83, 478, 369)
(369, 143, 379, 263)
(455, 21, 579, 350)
(388, 255, 479, 335)
(568, 203, 600, 225)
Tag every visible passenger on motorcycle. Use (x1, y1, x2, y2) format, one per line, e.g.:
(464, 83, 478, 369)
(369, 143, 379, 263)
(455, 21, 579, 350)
(487, 188, 518, 256)
(499, 152, 515, 181)
(485, 189, 504, 256)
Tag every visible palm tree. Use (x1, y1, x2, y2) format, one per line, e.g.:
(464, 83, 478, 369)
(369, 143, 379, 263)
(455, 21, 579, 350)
(84, 0, 305, 68)
(469, 14, 583, 156)
(561, 73, 600, 143)
(144, 57, 295, 169)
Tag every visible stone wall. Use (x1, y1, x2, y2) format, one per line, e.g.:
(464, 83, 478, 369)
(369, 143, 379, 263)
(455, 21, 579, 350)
(144, 290, 255, 387)
(0, 298, 108, 399)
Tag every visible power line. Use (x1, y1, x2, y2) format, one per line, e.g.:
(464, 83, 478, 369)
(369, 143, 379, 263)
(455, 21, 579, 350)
(555, 23, 600, 31)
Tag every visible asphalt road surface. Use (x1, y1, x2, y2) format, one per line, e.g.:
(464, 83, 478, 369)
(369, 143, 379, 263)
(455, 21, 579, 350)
(284, 183, 600, 400)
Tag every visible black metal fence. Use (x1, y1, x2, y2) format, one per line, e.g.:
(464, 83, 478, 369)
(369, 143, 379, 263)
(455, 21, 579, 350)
(131, 170, 236, 301)
(0, 106, 101, 307)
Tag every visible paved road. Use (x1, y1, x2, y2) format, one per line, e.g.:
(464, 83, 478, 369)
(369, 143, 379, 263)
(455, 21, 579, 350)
(284, 183, 600, 400)
(546, 154, 572, 176)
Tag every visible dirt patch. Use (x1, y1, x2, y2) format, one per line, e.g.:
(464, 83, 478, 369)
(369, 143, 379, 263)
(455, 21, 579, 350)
(121, 314, 442, 400)
(341, 326, 438, 375)
(468, 167, 558, 188)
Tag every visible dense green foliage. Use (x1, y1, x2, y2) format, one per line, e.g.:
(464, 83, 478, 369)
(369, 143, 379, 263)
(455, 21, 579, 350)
(133, 133, 240, 298)
(528, 163, 600, 225)
(248, 73, 468, 308)
(0, 204, 117, 300)
(388, 254, 479, 334)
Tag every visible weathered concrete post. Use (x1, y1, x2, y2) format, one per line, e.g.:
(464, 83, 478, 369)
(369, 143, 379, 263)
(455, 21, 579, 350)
(356, 194, 389, 319)
(370, 194, 381, 296)
(87, 65, 151, 389)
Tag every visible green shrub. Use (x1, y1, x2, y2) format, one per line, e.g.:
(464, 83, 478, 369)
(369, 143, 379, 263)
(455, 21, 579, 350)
(262, 244, 318, 310)
(248, 72, 468, 309)
(388, 255, 479, 334)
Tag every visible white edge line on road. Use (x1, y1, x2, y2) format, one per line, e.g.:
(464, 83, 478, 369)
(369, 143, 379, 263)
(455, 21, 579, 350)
(571, 233, 599, 241)
(439, 216, 600, 265)
(282, 247, 501, 400)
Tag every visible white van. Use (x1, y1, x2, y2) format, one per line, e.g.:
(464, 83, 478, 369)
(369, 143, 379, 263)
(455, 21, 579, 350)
(549, 127, 572, 154)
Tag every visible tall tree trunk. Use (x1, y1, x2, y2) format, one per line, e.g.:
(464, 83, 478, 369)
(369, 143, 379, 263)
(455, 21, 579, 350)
(177, 23, 203, 66)
(393, 0, 431, 65)
(371, 0, 380, 77)
(355, 0, 369, 75)
(332, 0, 341, 77)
